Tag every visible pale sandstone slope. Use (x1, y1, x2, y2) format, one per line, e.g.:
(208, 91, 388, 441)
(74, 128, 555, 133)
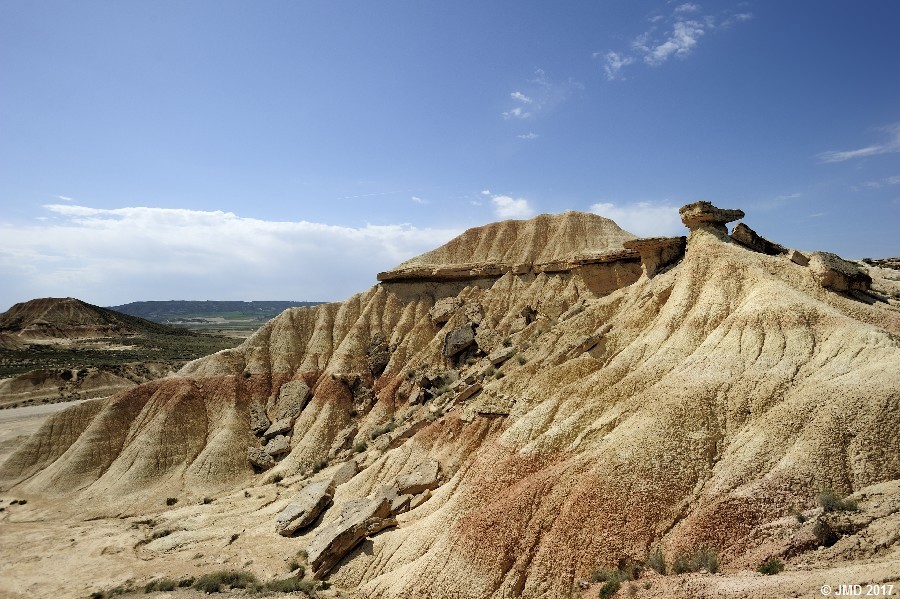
(1, 207, 898, 599)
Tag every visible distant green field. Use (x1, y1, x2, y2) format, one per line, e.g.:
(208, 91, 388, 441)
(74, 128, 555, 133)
(108, 300, 324, 334)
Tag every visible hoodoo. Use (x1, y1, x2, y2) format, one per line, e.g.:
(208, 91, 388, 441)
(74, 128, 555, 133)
(1, 203, 899, 599)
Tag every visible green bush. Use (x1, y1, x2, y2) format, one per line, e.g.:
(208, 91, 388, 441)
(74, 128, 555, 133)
(352, 440, 368, 454)
(757, 557, 784, 575)
(311, 458, 328, 473)
(517, 356, 527, 365)
(144, 578, 177, 592)
(265, 578, 315, 594)
(150, 529, 173, 540)
(202, 497, 214, 505)
(193, 570, 259, 593)
(645, 547, 666, 575)
(502, 337, 512, 347)
(598, 579, 620, 598)
(165, 497, 178, 506)
(370, 419, 397, 439)
(672, 547, 718, 574)
(272, 474, 284, 483)
(817, 489, 858, 512)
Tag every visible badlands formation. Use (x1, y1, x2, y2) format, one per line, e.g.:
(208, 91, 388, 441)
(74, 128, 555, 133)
(1, 203, 899, 598)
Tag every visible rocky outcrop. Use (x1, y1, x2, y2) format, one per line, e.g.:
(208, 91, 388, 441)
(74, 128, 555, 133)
(789, 249, 810, 266)
(397, 460, 442, 495)
(275, 479, 336, 536)
(307, 492, 397, 578)
(622, 236, 686, 277)
(247, 447, 276, 470)
(272, 380, 310, 422)
(249, 402, 271, 435)
(810, 251, 873, 292)
(428, 298, 462, 325)
(264, 434, 291, 457)
(442, 323, 476, 358)
(366, 333, 390, 377)
(730, 223, 788, 256)
(679, 201, 745, 237)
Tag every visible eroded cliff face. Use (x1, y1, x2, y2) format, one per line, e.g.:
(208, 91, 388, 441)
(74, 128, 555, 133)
(2, 208, 899, 599)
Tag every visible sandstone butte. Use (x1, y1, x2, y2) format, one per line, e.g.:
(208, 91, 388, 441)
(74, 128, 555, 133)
(1, 202, 899, 599)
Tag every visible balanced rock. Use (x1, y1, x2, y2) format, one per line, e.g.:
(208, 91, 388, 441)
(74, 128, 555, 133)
(679, 201, 745, 237)
(397, 460, 441, 495)
(307, 493, 397, 577)
(730, 223, 787, 256)
(247, 447, 276, 470)
(622, 236, 686, 277)
(275, 479, 335, 536)
(809, 252, 872, 292)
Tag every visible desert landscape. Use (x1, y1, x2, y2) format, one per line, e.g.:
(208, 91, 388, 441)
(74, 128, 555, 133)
(1, 202, 898, 598)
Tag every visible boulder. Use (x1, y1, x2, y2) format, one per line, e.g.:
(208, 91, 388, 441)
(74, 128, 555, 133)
(275, 479, 336, 536)
(487, 346, 517, 366)
(442, 323, 476, 358)
(264, 434, 291, 457)
(307, 493, 397, 577)
(366, 332, 390, 377)
(273, 380, 310, 422)
(263, 418, 293, 439)
(474, 326, 502, 354)
(407, 387, 422, 405)
(622, 236, 687, 277)
(390, 493, 413, 515)
(789, 249, 810, 266)
(409, 489, 432, 510)
(428, 297, 462, 325)
(455, 382, 482, 403)
(679, 201, 745, 238)
(247, 447, 276, 470)
(730, 223, 787, 256)
(397, 460, 441, 495)
(249, 402, 271, 435)
(327, 459, 359, 487)
(328, 424, 358, 459)
(809, 252, 872, 292)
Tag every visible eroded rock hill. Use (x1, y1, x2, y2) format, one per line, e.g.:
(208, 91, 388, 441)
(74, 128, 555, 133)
(2, 207, 899, 599)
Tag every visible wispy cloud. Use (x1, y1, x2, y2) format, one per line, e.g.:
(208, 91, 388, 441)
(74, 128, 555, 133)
(517, 132, 540, 140)
(501, 68, 583, 127)
(596, 4, 751, 80)
(411, 196, 428, 204)
(0, 205, 461, 308)
(490, 194, 535, 219)
(56, 195, 74, 202)
(854, 175, 900, 190)
(589, 200, 683, 236)
(818, 124, 900, 163)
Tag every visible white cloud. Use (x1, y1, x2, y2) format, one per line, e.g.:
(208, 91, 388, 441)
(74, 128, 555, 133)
(675, 3, 701, 13)
(481, 189, 492, 196)
(411, 196, 427, 204)
(502, 107, 531, 120)
(56, 195, 74, 202)
(510, 91, 532, 104)
(588, 201, 683, 236)
(0, 205, 461, 308)
(517, 132, 540, 140)
(597, 5, 749, 79)
(818, 124, 900, 163)
(491, 195, 535, 219)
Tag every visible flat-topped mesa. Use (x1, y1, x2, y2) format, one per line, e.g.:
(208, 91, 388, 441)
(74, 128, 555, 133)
(679, 201, 745, 239)
(377, 211, 640, 283)
(623, 236, 687, 278)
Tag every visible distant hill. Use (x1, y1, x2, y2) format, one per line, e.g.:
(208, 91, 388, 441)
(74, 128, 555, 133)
(107, 300, 322, 323)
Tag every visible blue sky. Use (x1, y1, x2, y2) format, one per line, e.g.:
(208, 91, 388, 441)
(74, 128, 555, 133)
(1, 1, 898, 309)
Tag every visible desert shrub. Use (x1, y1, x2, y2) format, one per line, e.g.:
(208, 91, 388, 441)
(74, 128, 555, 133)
(352, 440, 368, 454)
(177, 577, 194, 587)
(311, 458, 328, 473)
(672, 548, 718, 574)
(193, 570, 259, 593)
(144, 577, 177, 592)
(794, 509, 807, 523)
(265, 578, 316, 594)
(485, 365, 496, 377)
(319, 581, 331, 590)
(757, 557, 784, 575)
(202, 496, 214, 505)
(495, 372, 505, 379)
(370, 419, 397, 439)
(165, 497, 178, 506)
(150, 529, 173, 540)
(817, 489, 858, 512)
(502, 337, 512, 347)
(228, 533, 240, 544)
(288, 560, 303, 574)
(598, 579, 620, 598)
(517, 356, 527, 365)
(272, 474, 284, 483)
(645, 547, 666, 575)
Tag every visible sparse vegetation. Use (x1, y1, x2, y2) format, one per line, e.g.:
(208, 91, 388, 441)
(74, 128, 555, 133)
(288, 560, 303, 573)
(485, 365, 496, 377)
(311, 458, 328, 473)
(645, 547, 666, 574)
(502, 337, 512, 347)
(202, 496, 214, 505)
(228, 533, 240, 545)
(265, 577, 316, 594)
(592, 566, 635, 598)
(272, 474, 284, 483)
(495, 371, 505, 379)
(517, 355, 527, 365)
(144, 577, 178, 592)
(150, 529, 174, 540)
(817, 489, 858, 512)
(370, 419, 397, 439)
(165, 497, 178, 506)
(757, 557, 784, 575)
(671, 547, 719, 574)
(352, 440, 368, 453)
(193, 570, 259, 593)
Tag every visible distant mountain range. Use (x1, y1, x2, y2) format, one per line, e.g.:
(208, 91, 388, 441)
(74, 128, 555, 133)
(107, 300, 323, 323)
